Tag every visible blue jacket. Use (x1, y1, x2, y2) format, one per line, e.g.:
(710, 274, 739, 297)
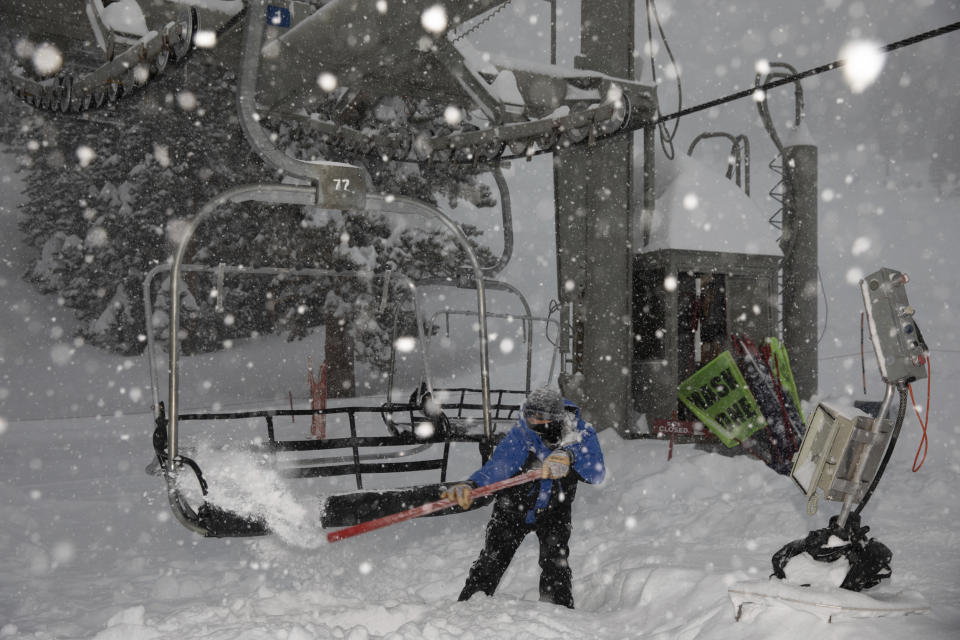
(468, 400, 605, 523)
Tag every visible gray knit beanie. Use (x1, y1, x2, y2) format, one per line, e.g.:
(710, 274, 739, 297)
(523, 386, 565, 422)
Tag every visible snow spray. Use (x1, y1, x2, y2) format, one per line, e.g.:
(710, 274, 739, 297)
(187, 443, 328, 548)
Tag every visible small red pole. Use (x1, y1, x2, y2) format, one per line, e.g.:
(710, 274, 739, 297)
(308, 359, 328, 439)
(318, 362, 327, 437)
(326, 470, 542, 543)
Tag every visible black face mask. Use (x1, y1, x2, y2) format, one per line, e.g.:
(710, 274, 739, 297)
(530, 419, 564, 446)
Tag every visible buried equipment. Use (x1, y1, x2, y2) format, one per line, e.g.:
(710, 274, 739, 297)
(677, 335, 806, 476)
(771, 513, 892, 592)
(775, 267, 928, 591)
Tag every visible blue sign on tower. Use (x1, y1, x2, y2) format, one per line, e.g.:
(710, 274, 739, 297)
(266, 5, 291, 28)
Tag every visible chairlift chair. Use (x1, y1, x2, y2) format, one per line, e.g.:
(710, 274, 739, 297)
(142, 0, 565, 537)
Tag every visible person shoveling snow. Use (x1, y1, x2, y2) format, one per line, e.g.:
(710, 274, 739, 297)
(442, 386, 605, 608)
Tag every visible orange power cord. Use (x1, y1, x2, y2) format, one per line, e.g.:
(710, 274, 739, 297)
(907, 355, 931, 472)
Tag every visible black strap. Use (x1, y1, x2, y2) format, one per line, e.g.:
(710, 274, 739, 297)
(175, 455, 210, 495)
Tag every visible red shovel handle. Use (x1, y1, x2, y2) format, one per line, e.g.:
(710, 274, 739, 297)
(326, 469, 541, 543)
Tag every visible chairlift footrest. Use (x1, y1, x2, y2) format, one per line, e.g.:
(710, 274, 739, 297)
(196, 502, 270, 537)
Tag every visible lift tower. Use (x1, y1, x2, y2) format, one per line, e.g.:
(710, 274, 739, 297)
(554, 0, 637, 432)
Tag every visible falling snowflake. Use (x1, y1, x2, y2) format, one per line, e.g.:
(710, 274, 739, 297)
(443, 105, 463, 126)
(851, 236, 872, 256)
(317, 72, 338, 93)
(394, 336, 417, 353)
(194, 30, 217, 49)
(76, 146, 97, 168)
(421, 5, 447, 34)
(845, 267, 864, 285)
(32, 43, 62, 77)
(840, 40, 885, 93)
(176, 91, 198, 111)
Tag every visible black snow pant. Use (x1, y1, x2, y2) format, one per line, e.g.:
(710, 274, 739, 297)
(458, 487, 575, 608)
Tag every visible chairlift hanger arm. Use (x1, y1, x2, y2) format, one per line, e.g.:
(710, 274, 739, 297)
(254, 0, 656, 163)
(238, 0, 368, 204)
(419, 276, 536, 394)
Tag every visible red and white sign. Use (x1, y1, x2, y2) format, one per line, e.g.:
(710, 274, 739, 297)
(651, 417, 712, 460)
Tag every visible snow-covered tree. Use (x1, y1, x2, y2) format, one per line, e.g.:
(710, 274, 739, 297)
(2, 35, 498, 392)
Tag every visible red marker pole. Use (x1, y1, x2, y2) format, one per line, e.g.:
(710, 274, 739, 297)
(326, 470, 542, 543)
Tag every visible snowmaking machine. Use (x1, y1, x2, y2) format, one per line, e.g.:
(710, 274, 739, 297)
(769, 267, 930, 592)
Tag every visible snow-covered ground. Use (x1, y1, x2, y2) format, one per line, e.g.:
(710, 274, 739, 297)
(4, 406, 957, 640)
(3, 146, 960, 638)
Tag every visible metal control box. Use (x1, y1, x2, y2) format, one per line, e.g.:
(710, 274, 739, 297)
(791, 402, 892, 507)
(860, 268, 928, 384)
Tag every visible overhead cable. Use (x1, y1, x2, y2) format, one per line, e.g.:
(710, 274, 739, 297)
(653, 20, 960, 125)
